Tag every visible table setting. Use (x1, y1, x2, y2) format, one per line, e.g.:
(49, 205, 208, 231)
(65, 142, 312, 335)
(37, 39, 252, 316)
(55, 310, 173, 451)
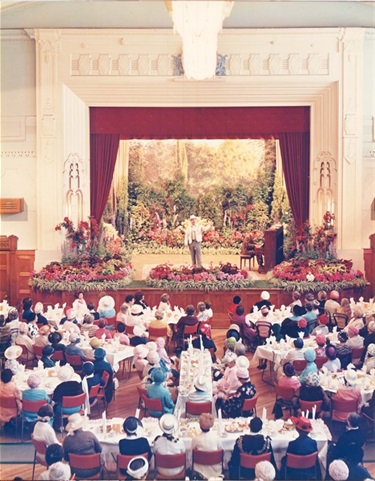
(13, 364, 80, 395)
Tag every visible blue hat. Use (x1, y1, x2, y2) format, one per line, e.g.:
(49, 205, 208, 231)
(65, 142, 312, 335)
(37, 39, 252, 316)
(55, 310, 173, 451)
(82, 361, 95, 375)
(294, 338, 304, 349)
(151, 367, 166, 383)
(304, 348, 316, 362)
(123, 416, 143, 434)
(94, 347, 106, 360)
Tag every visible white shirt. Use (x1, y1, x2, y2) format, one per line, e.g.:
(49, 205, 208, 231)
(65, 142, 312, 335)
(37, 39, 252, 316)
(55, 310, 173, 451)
(153, 435, 185, 477)
(33, 421, 60, 463)
(191, 431, 223, 479)
(38, 462, 71, 481)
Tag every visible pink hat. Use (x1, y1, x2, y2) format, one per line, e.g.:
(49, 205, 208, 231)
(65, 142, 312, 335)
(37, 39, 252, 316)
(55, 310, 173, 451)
(318, 314, 329, 325)
(316, 334, 326, 346)
(298, 318, 307, 328)
(330, 290, 340, 300)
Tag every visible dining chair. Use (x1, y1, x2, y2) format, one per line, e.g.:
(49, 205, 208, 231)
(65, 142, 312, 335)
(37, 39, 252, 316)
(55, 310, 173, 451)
(31, 435, 48, 480)
(148, 326, 169, 341)
(52, 349, 65, 363)
(274, 385, 296, 417)
(17, 343, 34, 368)
(97, 370, 111, 408)
(113, 452, 149, 480)
(351, 347, 365, 367)
(68, 452, 103, 480)
(241, 394, 259, 416)
(285, 451, 318, 479)
(192, 449, 223, 477)
(33, 344, 44, 360)
(88, 383, 101, 413)
(125, 325, 134, 335)
(0, 396, 20, 437)
(333, 313, 348, 329)
(315, 356, 328, 369)
(141, 394, 163, 418)
(299, 400, 323, 417)
(239, 452, 272, 479)
(154, 452, 186, 480)
(60, 392, 86, 432)
(292, 359, 307, 374)
(64, 353, 84, 373)
(331, 398, 359, 423)
(183, 324, 199, 349)
(185, 401, 212, 417)
(136, 386, 148, 413)
(21, 399, 48, 441)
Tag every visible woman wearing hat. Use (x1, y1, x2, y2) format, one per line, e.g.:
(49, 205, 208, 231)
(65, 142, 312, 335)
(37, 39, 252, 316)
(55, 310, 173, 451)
(65, 332, 85, 361)
(281, 305, 303, 338)
(41, 344, 56, 368)
(94, 318, 113, 340)
(187, 375, 212, 405)
(6, 307, 20, 344)
(229, 417, 273, 479)
(34, 302, 49, 326)
(34, 325, 51, 351)
(0, 369, 21, 425)
(344, 306, 365, 333)
(38, 444, 71, 481)
(127, 456, 149, 481)
(22, 374, 51, 423)
(278, 338, 305, 376)
(191, 413, 223, 479)
(192, 323, 217, 360)
(130, 324, 148, 347)
(52, 365, 83, 430)
(48, 331, 66, 353)
(363, 343, 375, 373)
(63, 413, 102, 479)
(149, 310, 173, 340)
(146, 368, 175, 417)
(252, 291, 272, 313)
(81, 361, 105, 407)
(214, 352, 241, 399)
(4, 344, 23, 374)
(335, 331, 352, 370)
(218, 367, 256, 418)
(301, 302, 318, 334)
(80, 313, 99, 338)
(299, 349, 318, 384)
(93, 347, 114, 403)
(347, 325, 364, 350)
(298, 372, 331, 418)
(337, 297, 352, 320)
(22, 297, 34, 323)
(331, 369, 362, 421)
(32, 404, 60, 462)
(325, 290, 341, 315)
(311, 313, 329, 336)
(119, 417, 152, 476)
(153, 414, 185, 478)
(15, 322, 34, 363)
(273, 364, 300, 419)
(97, 295, 116, 322)
(323, 345, 341, 371)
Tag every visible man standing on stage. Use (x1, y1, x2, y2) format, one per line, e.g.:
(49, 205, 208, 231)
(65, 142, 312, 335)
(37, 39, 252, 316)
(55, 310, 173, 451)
(184, 215, 212, 268)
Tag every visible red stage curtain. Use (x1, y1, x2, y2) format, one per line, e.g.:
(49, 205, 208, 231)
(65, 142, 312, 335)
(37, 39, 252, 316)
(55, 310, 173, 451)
(90, 133, 120, 223)
(279, 132, 310, 229)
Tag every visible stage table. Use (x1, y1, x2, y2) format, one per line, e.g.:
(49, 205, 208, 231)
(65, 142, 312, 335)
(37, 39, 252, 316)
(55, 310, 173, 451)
(85, 416, 331, 475)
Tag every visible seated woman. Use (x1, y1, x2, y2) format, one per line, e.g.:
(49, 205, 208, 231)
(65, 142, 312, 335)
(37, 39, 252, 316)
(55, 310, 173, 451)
(80, 313, 99, 338)
(52, 365, 83, 431)
(192, 323, 217, 360)
(214, 352, 241, 399)
(15, 322, 34, 363)
(41, 345, 56, 368)
(346, 325, 364, 350)
(32, 404, 60, 463)
(93, 348, 114, 403)
(311, 313, 329, 336)
(281, 305, 302, 338)
(196, 301, 211, 323)
(336, 331, 352, 369)
(81, 361, 105, 406)
(39, 444, 71, 481)
(229, 417, 273, 480)
(4, 345, 22, 375)
(188, 375, 212, 404)
(331, 369, 362, 421)
(119, 416, 152, 476)
(273, 363, 300, 419)
(218, 368, 256, 419)
(97, 295, 116, 327)
(22, 374, 50, 423)
(323, 345, 341, 371)
(344, 306, 365, 333)
(48, 331, 66, 353)
(363, 343, 375, 373)
(0, 368, 22, 428)
(63, 413, 102, 479)
(158, 293, 171, 312)
(113, 322, 130, 345)
(314, 334, 327, 358)
(94, 319, 113, 340)
(299, 349, 318, 384)
(146, 368, 175, 418)
(153, 414, 185, 478)
(191, 413, 223, 480)
(232, 305, 256, 346)
(297, 372, 331, 418)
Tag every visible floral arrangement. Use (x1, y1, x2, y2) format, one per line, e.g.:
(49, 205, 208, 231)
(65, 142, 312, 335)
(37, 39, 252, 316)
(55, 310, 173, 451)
(145, 262, 254, 291)
(269, 256, 367, 292)
(30, 217, 134, 292)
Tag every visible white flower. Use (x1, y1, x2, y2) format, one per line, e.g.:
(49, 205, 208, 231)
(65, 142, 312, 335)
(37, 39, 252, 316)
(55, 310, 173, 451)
(306, 272, 315, 282)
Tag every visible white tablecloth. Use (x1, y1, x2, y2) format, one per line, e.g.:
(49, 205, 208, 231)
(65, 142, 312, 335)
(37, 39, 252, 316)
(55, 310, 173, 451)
(13, 366, 80, 395)
(85, 416, 331, 474)
(319, 369, 375, 406)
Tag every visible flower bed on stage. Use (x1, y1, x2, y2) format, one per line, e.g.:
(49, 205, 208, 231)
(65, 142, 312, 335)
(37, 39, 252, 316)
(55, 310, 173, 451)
(30, 254, 134, 292)
(269, 257, 367, 293)
(145, 262, 254, 291)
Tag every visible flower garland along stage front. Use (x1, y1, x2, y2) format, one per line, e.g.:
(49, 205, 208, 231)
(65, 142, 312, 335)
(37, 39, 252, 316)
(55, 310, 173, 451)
(30, 217, 134, 292)
(145, 262, 254, 291)
(269, 257, 367, 293)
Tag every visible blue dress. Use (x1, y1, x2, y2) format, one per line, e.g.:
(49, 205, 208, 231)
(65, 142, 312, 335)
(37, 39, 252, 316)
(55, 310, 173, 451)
(22, 388, 50, 422)
(146, 382, 175, 417)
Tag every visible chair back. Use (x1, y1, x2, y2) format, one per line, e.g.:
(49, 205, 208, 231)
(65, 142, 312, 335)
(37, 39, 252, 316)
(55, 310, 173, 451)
(286, 451, 317, 469)
(31, 435, 48, 457)
(332, 397, 359, 420)
(89, 384, 100, 400)
(208, 347, 216, 362)
(351, 347, 365, 361)
(62, 392, 86, 409)
(141, 394, 163, 415)
(333, 313, 349, 329)
(292, 359, 307, 373)
(192, 448, 223, 467)
(185, 401, 212, 416)
(69, 452, 102, 475)
(65, 354, 84, 371)
(155, 452, 186, 477)
(275, 385, 296, 401)
(242, 394, 258, 414)
(22, 398, 48, 414)
(299, 399, 323, 415)
(52, 350, 65, 362)
(256, 321, 272, 339)
(101, 370, 110, 389)
(240, 451, 272, 469)
(148, 326, 168, 340)
(126, 325, 134, 335)
(315, 356, 328, 369)
(183, 324, 199, 336)
(105, 316, 116, 327)
(0, 396, 19, 412)
(33, 344, 44, 359)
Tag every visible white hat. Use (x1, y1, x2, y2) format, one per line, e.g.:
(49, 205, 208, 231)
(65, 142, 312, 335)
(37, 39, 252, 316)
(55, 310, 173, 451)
(57, 365, 75, 382)
(146, 351, 160, 365)
(255, 460, 276, 481)
(98, 295, 115, 309)
(344, 368, 358, 385)
(66, 308, 76, 320)
(261, 291, 270, 300)
(146, 341, 157, 352)
(236, 355, 250, 369)
(48, 462, 68, 481)
(328, 460, 349, 481)
(159, 413, 178, 434)
(133, 324, 146, 337)
(226, 351, 238, 363)
(131, 304, 144, 315)
(237, 367, 250, 379)
(367, 343, 375, 356)
(34, 302, 44, 314)
(66, 413, 88, 433)
(127, 456, 149, 480)
(4, 345, 22, 360)
(189, 215, 197, 220)
(194, 375, 208, 392)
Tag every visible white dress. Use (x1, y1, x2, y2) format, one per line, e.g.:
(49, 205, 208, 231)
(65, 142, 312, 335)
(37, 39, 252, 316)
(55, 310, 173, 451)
(153, 435, 185, 477)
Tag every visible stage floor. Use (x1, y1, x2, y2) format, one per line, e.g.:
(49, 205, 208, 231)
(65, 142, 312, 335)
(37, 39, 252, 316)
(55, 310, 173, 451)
(132, 253, 266, 281)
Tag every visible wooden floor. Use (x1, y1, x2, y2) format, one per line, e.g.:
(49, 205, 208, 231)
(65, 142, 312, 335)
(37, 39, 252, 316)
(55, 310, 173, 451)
(1, 328, 374, 480)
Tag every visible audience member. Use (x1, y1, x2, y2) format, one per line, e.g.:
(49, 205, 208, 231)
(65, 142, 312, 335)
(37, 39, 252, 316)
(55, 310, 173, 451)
(34, 302, 49, 326)
(34, 325, 51, 351)
(80, 314, 99, 338)
(311, 314, 329, 336)
(4, 345, 22, 374)
(146, 368, 174, 417)
(331, 369, 362, 421)
(187, 375, 212, 404)
(113, 322, 130, 345)
(336, 331, 352, 369)
(174, 305, 199, 350)
(325, 290, 341, 315)
(94, 319, 113, 339)
(148, 310, 172, 339)
(32, 404, 60, 463)
(22, 297, 34, 322)
(344, 306, 365, 333)
(191, 413, 223, 479)
(363, 343, 375, 373)
(0, 369, 21, 425)
(252, 291, 272, 312)
(22, 374, 50, 423)
(153, 414, 185, 478)
(228, 295, 241, 315)
(344, 445, 372, 481)
(41, 345, 56, 368)
(97, 295, 116, 323)
(65, 333, 85, 361)
(87, 302, 100, 320)
(16, 322, 34, 362)
(334, 413, 366, 459)
(218, 368, 256, 418)
(52, 365, 83, 430)
(299, 349, 318, 384)
(38, 444, 71, 481)
(338, 297, 352, 320)
(328, 459, 349, 481)
(298, 372, 331, 418)
(119, 416, 152, 477)
(158, 293, 171, 311)
(134, 291, 148, 310)
(302, 302, 317, 333)
(254, 461, 276, 481)
(314, 334, 327, 358)
(323, 345, 341, 371)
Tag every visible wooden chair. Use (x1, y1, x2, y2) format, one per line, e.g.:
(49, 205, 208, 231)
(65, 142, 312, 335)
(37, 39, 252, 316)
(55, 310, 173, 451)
(0, 396, 20, 437)
(331, 398, 359, 423)
(192, 449, 223, 478)
(65, 353, 84, 373)
(351, 347, 365, 367)
(275, 385, 296, 417)
(285, 451, 318, 479)
(137, 386, 148, 412)
(31, 435, 48, 480)
(148, 326, 169, 342)
(333, 313, 348, 329)
(185, 401, 212, 416)
(105, 315, 116, 329)
(299, 400, 323, 417)
(292, 359, 307, 374)
(68, 452, 103, 480)
(315, 356, 328, 369)
(33, 344, 44, 360)
(88, 384, 101, 413)
(21, 399, 48, 441)
(242, 394, 259, 416)
(141, 394, 163, 418)
(114, 452, 149, 480)
(17, 343, 34, 368)
(183, 323, 199, 348)
(126, 325, 134, 335)
(154, 452, 186, 479)
(52, 350, 65, 363)
(239, 452, 272, 479)
(61, 392, 86, 432)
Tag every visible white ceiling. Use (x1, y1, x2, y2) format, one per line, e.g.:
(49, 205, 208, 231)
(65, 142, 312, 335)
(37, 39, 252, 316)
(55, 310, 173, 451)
(0, 1, 374, 29)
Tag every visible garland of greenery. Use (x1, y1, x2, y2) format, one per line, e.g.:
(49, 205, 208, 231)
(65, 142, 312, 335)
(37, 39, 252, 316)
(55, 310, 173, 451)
(29, 275, 134, 292)
(268, 277, 367, 293)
